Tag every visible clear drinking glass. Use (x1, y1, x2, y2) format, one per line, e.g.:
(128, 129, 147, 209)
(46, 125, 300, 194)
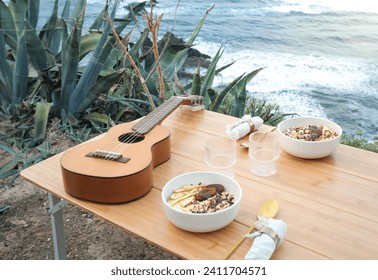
(205, 136, 237, 178)
(249, 131, 280, 176)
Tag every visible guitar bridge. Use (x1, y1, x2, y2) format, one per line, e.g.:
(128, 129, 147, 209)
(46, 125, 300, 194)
(86, 150, 130, 163)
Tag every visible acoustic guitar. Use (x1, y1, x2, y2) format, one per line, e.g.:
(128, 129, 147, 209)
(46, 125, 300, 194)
(60, 96, 204, 203)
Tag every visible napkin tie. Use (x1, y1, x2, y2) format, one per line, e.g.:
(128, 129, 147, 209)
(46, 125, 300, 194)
(225, 115, 263, 140)
(244, 217, 287, 260)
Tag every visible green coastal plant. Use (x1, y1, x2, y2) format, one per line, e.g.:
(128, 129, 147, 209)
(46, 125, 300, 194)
(0, 0, 30, 113)
(244, 96, 295, 126)
(0, 0, 293, 189)
(0, 0, 153, 116)
(0, 132, 61, 188)
(187, 57, 286, 124)
(1, 0, 267, 123)
(32, 102, 53, 140)
(341, 130, 378, 153)
(0, 205, 11, 213)
(185, 46, 264, 118)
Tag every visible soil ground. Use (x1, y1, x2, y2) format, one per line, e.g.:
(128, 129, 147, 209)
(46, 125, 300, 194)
(0, 121, 178, 260)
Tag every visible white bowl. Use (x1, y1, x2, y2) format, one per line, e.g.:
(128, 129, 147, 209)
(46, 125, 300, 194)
(277, 117, 342, 159)
(161, 171, 242, 233)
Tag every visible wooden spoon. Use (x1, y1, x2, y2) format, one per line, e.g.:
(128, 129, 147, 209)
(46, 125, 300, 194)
(223, 199, 278, 259)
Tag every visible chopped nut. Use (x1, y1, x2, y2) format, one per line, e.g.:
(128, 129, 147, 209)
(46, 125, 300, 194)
(283, 125, 338, 141)
(168, 183, 235, 214)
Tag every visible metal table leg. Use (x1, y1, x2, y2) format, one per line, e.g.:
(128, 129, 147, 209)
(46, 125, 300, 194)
(48, 193, 68, 260)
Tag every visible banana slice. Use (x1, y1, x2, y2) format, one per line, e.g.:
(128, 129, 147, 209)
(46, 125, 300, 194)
(168, 185, 205, 207)
(170, 189, 194, 200)
(176, 196, 196, 210)
(169, 190, 197, 206)
(173, 185, 203, 193)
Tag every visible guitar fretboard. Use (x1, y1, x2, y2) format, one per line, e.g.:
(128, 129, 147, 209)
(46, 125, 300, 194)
(131, 97, 184, 134)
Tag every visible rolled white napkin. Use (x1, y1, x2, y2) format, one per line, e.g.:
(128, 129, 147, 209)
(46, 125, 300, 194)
(244, 217, 287, 260)
(226, 115, 263, 140)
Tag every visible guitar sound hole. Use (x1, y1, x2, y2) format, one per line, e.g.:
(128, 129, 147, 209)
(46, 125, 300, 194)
(118, 133, 145, 144)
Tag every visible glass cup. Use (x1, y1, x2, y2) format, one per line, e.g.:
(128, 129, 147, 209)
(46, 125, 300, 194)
(205, 136, 237, 178)
(249, 131, 280, 176)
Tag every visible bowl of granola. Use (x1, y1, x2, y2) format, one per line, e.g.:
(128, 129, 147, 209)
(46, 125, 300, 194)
(161, 171, 242, 232)
(277, 116, 342, 159)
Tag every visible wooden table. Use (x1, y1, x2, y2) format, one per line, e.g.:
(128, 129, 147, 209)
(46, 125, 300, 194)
(20, 108, 378, 260)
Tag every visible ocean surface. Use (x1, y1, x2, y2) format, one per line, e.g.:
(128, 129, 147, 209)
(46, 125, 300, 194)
(38, 0, 378, 141)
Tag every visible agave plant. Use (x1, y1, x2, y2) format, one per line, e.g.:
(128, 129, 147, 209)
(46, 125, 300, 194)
(1, 1, 146, 109)
(51, 0, 212, 117)
(184, 44, 265, 118)
(82, 2, 220, 125)
(0, 0, 34, 113)
(1, 0, 225, 135)
(48, 0, 158, 115)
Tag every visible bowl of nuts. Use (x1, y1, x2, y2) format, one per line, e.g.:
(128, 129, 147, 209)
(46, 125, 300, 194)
(277, 116, 342, 159)
(161, 171, 242, 232)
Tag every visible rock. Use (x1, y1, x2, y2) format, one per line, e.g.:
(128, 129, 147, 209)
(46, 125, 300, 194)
(140, 31, 211, 71)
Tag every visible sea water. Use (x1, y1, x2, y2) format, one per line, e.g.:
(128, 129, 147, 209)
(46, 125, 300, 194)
(37, 0, 378, 141)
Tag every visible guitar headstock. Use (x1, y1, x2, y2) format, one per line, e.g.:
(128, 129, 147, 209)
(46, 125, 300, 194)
(177, 95, 205, 111)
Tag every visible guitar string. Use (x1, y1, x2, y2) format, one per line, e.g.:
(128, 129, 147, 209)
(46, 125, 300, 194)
(106, 95, 203, 160)
(97, 95, 201, 160)
(106, 97, 182, 159)
(96, 97, 183, 160)
(92, 105, 163, 159)
(97, 97, 176, 158)
(109, 95, 203, 160)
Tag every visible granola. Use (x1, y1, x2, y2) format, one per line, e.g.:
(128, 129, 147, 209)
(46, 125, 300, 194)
(282, 125, 339, 141)
(168, 183, 235, 214)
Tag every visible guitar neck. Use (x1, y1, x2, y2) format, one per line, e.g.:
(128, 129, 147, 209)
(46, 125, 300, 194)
(131, 97, 184, 134)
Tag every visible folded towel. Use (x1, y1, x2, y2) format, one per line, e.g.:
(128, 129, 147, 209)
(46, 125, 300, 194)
(244, 217, 287, 260)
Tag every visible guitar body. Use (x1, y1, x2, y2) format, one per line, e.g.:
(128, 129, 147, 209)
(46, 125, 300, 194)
(60, 95, 204, 203)
(60, 123, 171, 203)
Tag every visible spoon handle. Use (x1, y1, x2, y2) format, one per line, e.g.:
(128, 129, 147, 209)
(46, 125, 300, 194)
(223, 225, 256, 259)
(223, 199, 278, 259)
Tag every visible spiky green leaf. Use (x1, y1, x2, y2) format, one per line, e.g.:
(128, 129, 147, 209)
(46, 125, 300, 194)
(0, 31, 13, 105)
(0, 143, 17, 156)
(191, 64, 202, 96)
(32, 102, 52, 139)
(7, 0, 28, 104)
(84, 112, 110, 124)
(88, 2, 109, 32)
(13, 31, 28, 104)
(78, 32, 102, 60)
(0, 169, 20, 180)
(60, 21, 81, 112)
(200, 46, 224, 106)
(0, 1, 17, 49)
(210, 73, 244, 112)
(27, 0, 40, 29)
(159, 5, 213, 81)
(230, 68, 264, 117)
(39, 0, 59, 52)
(106, 96, 150, 116)
(69, 0, 122, 113)
(25, 21, 55, 71)
(77, 69, 126, 112)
